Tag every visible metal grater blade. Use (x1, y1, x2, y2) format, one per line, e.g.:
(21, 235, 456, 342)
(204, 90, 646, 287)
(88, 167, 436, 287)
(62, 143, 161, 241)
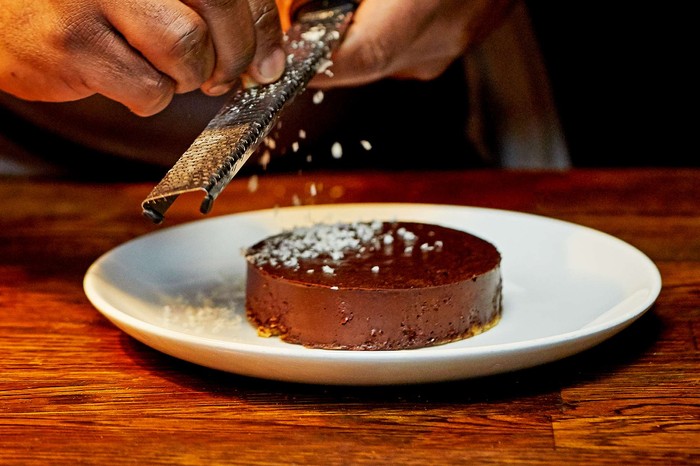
(141, 2, 356, 223)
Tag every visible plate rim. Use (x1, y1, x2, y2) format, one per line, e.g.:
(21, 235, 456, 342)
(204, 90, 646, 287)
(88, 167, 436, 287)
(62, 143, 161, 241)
(83, 203, 662, 376)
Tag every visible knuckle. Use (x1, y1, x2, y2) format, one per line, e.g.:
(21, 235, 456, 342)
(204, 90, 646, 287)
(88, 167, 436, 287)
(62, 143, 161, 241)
(356, 37, 392, 76)
(192, 0, 237, 9)
(129, 76, 174, 115)
(60, 17, 115, 53)
(164, 14, 209, 62)
(251, 2, 278, 25)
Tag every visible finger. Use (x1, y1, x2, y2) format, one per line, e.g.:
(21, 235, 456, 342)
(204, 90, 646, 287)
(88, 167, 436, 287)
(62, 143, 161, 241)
(62, 15, 177, 116)
(246, 0, 286, 84)
(182, 0, 259, 95)
(105, 0, 215, 95)
(310, 0, 434, 87)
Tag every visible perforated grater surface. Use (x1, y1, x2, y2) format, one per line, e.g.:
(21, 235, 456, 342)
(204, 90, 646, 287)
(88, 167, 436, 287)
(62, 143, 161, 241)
(142, 1, 357, 223)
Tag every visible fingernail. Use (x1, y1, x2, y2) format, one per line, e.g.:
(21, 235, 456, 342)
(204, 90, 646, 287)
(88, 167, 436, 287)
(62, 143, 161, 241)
(206, 83, 232, 96)
(257, 48, 286, 82)
(240, 74, 259, 89)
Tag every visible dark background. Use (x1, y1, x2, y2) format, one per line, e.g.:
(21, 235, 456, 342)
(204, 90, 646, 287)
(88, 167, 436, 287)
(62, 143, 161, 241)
(525, 1, 697, 167)
(1, 1, 696, 180)
(269, 1, 699, 171)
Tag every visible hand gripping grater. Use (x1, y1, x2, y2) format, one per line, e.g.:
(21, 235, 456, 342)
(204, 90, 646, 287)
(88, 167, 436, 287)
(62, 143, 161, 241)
(142, 0, 358, 223)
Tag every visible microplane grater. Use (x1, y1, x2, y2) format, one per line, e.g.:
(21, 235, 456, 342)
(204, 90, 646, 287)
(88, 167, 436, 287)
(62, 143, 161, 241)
(142, 1, 357, 223)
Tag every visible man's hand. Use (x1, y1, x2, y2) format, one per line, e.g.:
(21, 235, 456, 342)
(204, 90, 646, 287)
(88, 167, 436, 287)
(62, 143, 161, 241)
(0, 0, 286, 116)
(309, 0, 514, 88)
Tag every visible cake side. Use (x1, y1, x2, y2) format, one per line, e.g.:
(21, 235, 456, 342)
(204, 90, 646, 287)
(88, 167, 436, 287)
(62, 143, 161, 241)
(246, 263, 502, 350)
(244, 220, 502, 350)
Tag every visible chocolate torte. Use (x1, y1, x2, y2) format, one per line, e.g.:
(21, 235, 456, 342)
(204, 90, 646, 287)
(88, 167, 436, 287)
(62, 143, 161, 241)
(244, 221, 502, 350)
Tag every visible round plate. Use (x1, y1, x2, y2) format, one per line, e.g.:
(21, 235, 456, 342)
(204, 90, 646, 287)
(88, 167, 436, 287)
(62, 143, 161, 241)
(83, 203, 661, 385)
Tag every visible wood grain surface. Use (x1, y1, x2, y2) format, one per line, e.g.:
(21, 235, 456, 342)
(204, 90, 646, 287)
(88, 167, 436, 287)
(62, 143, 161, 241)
(1, 169, 698, 465)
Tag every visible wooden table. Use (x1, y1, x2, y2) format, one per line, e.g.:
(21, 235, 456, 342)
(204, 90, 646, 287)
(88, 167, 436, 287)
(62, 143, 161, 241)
(1, 168, 698, 465)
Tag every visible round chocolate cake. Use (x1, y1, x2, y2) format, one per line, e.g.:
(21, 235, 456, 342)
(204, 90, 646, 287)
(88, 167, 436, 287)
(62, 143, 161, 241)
(244, 221, 502, 350)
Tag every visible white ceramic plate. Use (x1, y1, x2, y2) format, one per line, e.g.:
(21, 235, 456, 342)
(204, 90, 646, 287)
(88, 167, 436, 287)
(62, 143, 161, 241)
(84, 203, 661, 385)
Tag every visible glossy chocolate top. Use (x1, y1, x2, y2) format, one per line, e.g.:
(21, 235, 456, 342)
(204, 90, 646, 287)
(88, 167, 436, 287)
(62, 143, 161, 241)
(245, 221, 500, 289)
